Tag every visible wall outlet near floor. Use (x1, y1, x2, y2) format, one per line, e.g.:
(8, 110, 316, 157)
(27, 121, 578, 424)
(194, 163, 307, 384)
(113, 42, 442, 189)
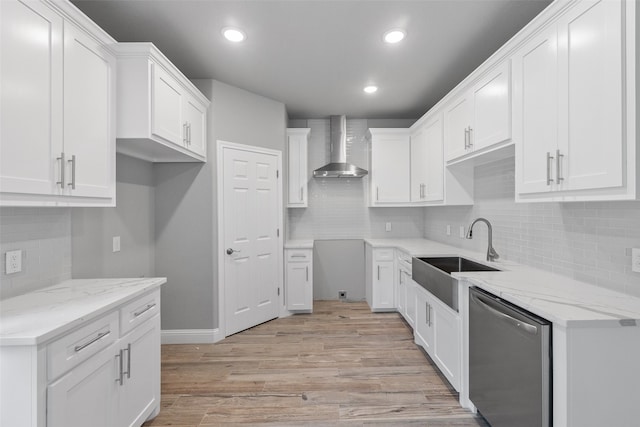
(446, 225, 451, 236)
(5, 250, 22, 274)
(632, 248, 640, 273)
(385, 222, 392, 232)
(338, 290, 347, 300)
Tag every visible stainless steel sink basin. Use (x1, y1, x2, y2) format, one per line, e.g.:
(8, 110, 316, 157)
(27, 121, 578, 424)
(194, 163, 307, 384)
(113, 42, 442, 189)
(412, 257, 500, 311)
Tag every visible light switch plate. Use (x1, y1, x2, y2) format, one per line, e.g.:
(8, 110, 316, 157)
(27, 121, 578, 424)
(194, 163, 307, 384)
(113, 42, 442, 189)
(5, 250, 22, 274)
(632, 248, 640, 273)
(113, 236, 121, 253)
(385, 222, 392, 232)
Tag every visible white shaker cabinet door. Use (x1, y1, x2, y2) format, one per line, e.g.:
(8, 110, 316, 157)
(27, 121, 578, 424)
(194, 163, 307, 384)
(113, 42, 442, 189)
(184, 93, 207, 157)
(47, 342, 119, 427)
(151, 64, 184, 145)
(372, 260, 395, 309)
(63, 22, 115, 199)
(513, 25, 559, 195)
(119, 316, 160, 427)
(0, 0, 63, 196)
(286, 261, 312, 311)
(444, 94, 472, 161)
(423, 114, 444, 201)
(471, 60, 511, 152)
(558, 0, 623, 192)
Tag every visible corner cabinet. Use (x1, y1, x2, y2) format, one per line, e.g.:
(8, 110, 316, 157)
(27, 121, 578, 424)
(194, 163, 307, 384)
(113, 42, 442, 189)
(444, 60, 511, 163)
(365, 245, 396, 311)
(368, 129, 411, 205)
(285, 249, 313, 312)
(0, 0, 116, 207)
(514, 0, 638, 202)
(286, 128, 310, 208)
(112, 43, 210, 163)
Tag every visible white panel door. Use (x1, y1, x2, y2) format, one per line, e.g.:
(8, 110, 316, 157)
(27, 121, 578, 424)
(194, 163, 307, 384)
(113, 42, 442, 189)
(0, 0, 63, 196)
(63, 22, 114, 198)
(151, 64, 183, 145)
(558, 0, 623, 191)
(223, 146, 279, 336)
(514, 25, 559, 194)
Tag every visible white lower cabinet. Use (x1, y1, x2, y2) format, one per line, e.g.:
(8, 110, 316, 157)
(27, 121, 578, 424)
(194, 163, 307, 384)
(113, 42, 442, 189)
(1, 290, 161, 427)
(405, 279, 417, 329)
(285, 249, 313, 312)
(414, 285, 461, 391)
(365, 245, 396, 311)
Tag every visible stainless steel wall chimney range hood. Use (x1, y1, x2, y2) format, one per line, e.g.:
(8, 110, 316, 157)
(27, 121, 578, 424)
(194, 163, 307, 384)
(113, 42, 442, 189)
(313, 115, 368, 178)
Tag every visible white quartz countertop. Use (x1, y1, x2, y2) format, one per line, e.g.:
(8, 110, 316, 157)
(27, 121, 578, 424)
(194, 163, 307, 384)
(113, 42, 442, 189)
(285, 240, 314, 249)
(365, 238, 640, 327)
(0, 277, 166, 346)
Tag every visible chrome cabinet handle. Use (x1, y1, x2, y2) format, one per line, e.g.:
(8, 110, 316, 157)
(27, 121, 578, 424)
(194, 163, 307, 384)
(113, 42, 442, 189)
(115, 350, 124, 385)
(546, 152, 554, 185)
(426, 302, 430, 326)
(187, 122, 191, 145)
(556, 149, 564, 184)
(300, 186, 304, 201)
(134, 303, 156, 317)
(74, 330, 110, 352)
(464, 127, 469, 149)
(67, 155, 76, 189)
(291, 254, 306, 258)
(226, 248, 241, 255)
(57, 152, 65, 188)
(376, 187, 379, 201)
(306, 266, 309, 282)
(377, 265, 380, 280)
(123, 343, 131, 379)
(468, 126, 473, 148)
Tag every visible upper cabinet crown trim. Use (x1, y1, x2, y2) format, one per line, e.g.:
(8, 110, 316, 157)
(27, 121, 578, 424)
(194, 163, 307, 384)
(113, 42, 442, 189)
(111, 42, 210, 108)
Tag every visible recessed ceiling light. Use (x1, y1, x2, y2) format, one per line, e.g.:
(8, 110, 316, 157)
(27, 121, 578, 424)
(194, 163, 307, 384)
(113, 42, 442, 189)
(364, 85, 378, 94)
(222, 27, 246, 43)
(383, 29, 406, 44)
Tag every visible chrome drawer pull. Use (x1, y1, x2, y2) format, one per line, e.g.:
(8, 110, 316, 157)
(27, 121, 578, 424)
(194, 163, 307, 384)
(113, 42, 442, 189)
(115, 349, 124, 385)
(556, 149, 564, 184)
(67, 155, 76, 189)
(291, 254, 306, 258)
(546, 152, 554, 185)
(123, 343, 131, 379)
(57, 152, 65, 188)
(133, 303, 156, 318)
(74, 330, 110, 352)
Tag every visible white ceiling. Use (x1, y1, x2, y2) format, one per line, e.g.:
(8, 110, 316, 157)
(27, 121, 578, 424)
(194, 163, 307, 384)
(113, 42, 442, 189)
(72, 0, 551, 120)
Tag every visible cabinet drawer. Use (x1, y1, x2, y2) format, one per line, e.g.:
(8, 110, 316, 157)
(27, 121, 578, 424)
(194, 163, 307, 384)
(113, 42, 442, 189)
(396, 250, 412, 270)
(286, 249, 312, 262)
(48, 311, 119, 381)
(120, 290, 161, 336)
(374, 249, 394, 261)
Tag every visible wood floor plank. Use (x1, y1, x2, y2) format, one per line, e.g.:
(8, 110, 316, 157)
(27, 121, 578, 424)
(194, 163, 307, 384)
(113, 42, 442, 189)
(143, 300, 487, 426)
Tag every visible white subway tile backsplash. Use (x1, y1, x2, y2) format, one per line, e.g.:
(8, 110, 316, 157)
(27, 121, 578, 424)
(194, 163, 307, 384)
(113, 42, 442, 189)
(424, 157, 640, 296)
(0, 208, 71, 299)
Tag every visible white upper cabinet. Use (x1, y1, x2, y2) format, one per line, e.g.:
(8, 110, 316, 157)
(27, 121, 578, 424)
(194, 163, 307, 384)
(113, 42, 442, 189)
(113, 43, 210, 163)
(0, 0, 116, 207)
(411, 114, 444, 203)
(368, 128, 411, 205)
(444, 60, 511, 163)
(514, 0, 637, 201)
(286, 128, 310, 208)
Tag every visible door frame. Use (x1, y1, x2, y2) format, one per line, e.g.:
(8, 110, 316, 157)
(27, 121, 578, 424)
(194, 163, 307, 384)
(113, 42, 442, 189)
(216, 140, 284, 338)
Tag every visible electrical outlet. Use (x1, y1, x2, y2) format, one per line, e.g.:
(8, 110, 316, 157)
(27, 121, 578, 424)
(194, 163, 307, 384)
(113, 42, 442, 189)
(5, 250, 22, 274)
(385, 222, 392, 232)
(113, 236, 121, 253)
(459, 226, 465, 238)
(338, 290, 347, 300)
(632, 248, 640, 273)
(446, 225, 451, 236)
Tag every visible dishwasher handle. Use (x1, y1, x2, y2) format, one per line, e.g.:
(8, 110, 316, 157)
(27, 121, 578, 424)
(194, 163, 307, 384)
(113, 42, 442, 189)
(471, 292, 539, 335)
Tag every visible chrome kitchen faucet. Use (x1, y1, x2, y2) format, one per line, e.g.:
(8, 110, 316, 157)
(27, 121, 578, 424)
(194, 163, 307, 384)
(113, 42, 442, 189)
(466, 217, 500, 262)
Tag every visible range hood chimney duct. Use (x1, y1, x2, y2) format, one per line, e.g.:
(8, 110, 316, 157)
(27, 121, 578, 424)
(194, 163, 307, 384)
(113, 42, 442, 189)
(313, 115, 368, 178)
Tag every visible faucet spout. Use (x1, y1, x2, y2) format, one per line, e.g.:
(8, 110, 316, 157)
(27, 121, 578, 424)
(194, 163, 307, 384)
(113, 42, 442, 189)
(466, 217, 500, 262)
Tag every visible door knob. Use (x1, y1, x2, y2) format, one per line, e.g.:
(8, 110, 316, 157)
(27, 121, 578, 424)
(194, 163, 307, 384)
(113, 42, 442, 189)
(226, 248, 240, 255)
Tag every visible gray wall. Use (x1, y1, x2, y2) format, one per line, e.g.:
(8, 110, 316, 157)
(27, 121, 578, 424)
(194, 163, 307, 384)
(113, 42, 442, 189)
(424, 157, 640, 296)
(72, 154, 155, 279)
(155, 79, 287, 330)
(313, 240, 365, 300)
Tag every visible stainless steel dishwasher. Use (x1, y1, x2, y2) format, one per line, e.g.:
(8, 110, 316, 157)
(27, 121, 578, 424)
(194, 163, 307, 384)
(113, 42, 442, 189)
(469, 287, 552, 427)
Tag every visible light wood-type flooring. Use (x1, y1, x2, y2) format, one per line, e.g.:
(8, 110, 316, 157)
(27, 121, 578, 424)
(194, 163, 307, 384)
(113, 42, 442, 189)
(143, 300, 488, 426)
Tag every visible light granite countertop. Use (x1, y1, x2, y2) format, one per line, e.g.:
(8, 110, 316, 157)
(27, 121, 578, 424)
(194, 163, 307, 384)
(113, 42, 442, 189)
(284, 240, 314, 249)
(365, 238, 640, 327)
(0, 277, 166, 346)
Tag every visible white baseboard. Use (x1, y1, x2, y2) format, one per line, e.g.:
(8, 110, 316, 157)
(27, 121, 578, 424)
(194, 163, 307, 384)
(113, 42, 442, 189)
(161, 328, 224, 344)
